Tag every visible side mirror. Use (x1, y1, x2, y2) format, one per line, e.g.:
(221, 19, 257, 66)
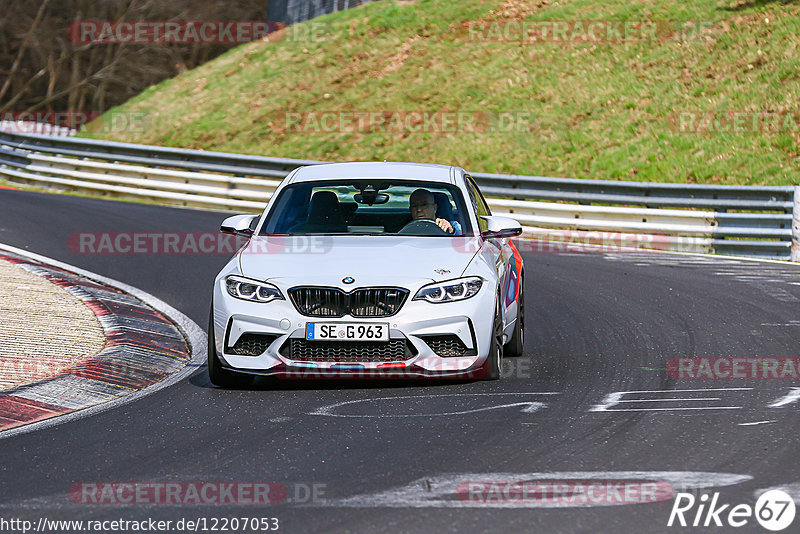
(480, 215, 522, 240)
(220, 214, 258, 237)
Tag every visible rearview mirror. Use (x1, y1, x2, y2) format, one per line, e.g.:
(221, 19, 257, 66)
(220, 214, 258, 237)
(480, 215, 522, 240)
(354, 192, 389, 205)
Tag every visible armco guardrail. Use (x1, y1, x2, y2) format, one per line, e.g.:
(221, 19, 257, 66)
(0, 130, 797, 261)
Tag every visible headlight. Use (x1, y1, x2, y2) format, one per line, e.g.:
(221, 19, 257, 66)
(413, 277, 483, 303)
(225, 275, 284, 303)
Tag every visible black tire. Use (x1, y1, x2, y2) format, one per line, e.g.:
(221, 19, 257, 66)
(208, 308, 253, 388)
(478, 302, 503, 380)
(505, 272, 525, 357)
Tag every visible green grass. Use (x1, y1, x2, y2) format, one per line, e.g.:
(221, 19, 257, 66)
(81, 0, 800, 185)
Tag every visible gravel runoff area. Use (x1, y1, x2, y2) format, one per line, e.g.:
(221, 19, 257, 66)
(0, 258, 106, 390)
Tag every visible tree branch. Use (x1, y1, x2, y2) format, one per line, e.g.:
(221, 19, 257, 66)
(0, 0, 51, 103)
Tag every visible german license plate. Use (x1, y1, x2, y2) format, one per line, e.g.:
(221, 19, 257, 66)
(306, 322, 389, 341)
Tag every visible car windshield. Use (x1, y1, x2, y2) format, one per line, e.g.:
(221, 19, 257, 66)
(259, 180, 472, 236)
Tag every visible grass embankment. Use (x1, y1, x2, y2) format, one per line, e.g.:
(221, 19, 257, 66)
(83, 0, 800, 185)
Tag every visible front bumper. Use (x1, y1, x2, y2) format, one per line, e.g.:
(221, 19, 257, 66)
(211, 278, 496, 379)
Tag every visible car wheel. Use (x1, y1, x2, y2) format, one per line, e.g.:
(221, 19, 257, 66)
(478, 302, 503, 380)
(208, 308, 253, 388)
(505, 273, 525, 357)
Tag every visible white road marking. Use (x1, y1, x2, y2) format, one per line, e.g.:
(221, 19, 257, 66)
(518, 402, 545, 413)
(735, 279, 791, 283)
(327, 471, 752, 509)
(615, 397, 722, 403)
(313, 401, 548, 418)
(769, 388, 800, 408)
(591, 388, 751, 412)
(738, 420, 776, 426)
(11, 376, 127, 410)
(593, 407, 742, 412)
(309, 393, 558, 418)
(754, 483, 800, 501)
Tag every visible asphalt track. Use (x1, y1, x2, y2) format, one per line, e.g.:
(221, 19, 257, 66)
(1, 187, 799, 533)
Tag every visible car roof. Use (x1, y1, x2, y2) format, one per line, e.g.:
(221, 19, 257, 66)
(287, 161, 461, 184)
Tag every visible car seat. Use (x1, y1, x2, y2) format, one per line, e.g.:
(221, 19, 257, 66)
(289, 191, 348, 233)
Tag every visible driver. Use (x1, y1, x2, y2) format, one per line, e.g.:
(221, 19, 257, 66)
(409, 188, 459, 234)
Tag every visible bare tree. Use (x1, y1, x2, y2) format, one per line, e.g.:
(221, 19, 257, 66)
(0, 0, 268, 125)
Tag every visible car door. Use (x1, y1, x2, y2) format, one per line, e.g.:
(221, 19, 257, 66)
(464, 176, 514, 316)
(465, 175, 521, 325)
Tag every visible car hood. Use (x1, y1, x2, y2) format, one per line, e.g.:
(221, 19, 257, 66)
(238, 235, 480, 287)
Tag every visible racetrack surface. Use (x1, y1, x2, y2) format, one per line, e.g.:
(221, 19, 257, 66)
(1, 188, 799, 533)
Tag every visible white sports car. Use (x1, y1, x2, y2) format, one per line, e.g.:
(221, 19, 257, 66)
(209, 162, 525, 387)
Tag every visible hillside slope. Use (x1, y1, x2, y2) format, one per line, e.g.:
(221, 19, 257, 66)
(82, 0, 800, 185)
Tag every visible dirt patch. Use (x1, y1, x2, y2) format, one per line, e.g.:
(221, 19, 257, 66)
(491, 0, 554, 20)
(378, 35, 421, 78)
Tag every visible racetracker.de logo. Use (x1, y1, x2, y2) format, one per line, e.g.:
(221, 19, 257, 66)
(277, 359, 533, 379)
(69, 21, 283, 44)
(0, 111, 100, 130)
(450, 232, 709, 255)
(668, 357, 800, 380)
(459, 20, 713, 43)
(0, 111, 149, 133)
(274, 111, 534, 134)
(670, 111, 800, 134)
(67, 233, 333, 255)
(70, 482, 285, 505)
(457, 480, 674, 505)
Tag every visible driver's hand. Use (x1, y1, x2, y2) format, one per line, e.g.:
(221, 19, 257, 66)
(435, 218, 454, 233)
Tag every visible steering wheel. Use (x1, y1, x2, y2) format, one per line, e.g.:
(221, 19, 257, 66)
(398, 218, 448, 236)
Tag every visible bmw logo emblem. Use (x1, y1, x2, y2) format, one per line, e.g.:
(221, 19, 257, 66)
(342, 277, 355, 284)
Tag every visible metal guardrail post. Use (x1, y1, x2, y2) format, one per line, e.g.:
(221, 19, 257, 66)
(793, 186, 800, 262)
